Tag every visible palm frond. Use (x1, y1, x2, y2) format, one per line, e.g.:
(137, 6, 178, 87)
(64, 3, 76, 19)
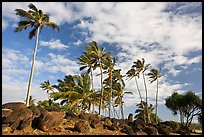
(45, 22, 60, 32)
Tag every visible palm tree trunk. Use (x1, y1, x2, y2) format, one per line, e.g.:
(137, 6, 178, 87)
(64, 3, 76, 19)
(99, 62, 103, 116)
(25, 27, 40, 107)
(134, 76, 146, 122)
(142, 72, 149, 123)
(121, 97, 124, 119)
(155, 79, 159, 124)
(90, 68, 95, 113)
(134, 76, 143, 102)
(109, 70, 113, 118)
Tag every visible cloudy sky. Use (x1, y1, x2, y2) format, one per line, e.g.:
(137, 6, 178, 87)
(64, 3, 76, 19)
(2, 2, 202, 122)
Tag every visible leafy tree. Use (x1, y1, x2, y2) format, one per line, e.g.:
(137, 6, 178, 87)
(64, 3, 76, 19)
(165, 91, 202, 128)
(14, 3, 59, 107)
(147, 68, 161, 124)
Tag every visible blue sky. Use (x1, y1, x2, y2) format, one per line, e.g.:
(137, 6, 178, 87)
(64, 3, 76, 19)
(2, 2, 202, 122)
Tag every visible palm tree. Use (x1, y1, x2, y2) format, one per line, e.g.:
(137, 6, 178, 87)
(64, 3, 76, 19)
(132, 58, 150, 123)
(102, 54, 117, 118)
(135, 101, 155, 123)
(147, 69, 161, 124)
(14, 3, 60, 107)
(50, 73, 96, 113)
(84, 41, 108, 115)
(77, 54, 96, 113)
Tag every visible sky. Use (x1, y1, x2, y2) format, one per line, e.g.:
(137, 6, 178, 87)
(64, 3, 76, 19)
(2, 2, 202, 123)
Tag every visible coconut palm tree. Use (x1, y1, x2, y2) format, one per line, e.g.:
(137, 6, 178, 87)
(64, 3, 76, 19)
(77, 54, 97, 113)
(147, 69, 161, 124)
(132, 58, 150, 123)
(14, 3, 60, 107)
(135, 101, 155, 123)
(84, 41, 109, 115)
(50, 73, 95, 112)
(102, 54, 117, 118)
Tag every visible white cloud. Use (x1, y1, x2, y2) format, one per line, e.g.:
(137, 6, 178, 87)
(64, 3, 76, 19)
(73, 40, 82, 46)
(40, 39, 69, 50)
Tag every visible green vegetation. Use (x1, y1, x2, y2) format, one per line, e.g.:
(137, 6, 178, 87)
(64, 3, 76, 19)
(165, 91, 202, 128)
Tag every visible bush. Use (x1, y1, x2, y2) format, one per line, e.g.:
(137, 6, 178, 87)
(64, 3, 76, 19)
(161, 120, 181, 131)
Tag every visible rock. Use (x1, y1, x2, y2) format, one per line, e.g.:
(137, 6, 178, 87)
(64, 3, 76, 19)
(90, 119, 104, 129)
(78, 112, 89, 120)
(74, 120, 90, 133)
(156, 123, 173, 135)
(103, 118, 112, 126)
(128, 113, 134, 122)
(66, 111, 78, 119)
(176, 126, 191, 135)
(38, 111, 65, 132)
(89, 113, 100, 121)
(121, 124, 134, 135)
(2, 127, 13, 134)
(106, 124, 118, 131)
(3, 107, 33, 130)
(135, 131, 148, 135)
(2, 109, 13, 118)
(131, 119, 146, 132)
(111, 118, 119, 126)
(2, 102, 27, 111)
(29, 106, 41, 117)
(143, 126, 158, 135)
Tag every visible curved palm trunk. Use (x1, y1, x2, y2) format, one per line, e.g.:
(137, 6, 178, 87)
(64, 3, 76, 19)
(109, 69, 113, 118)
(121, 97, 124, 119)
(90, 68, 95, 113)
(99, 62, 103, 116)
(155, 79, 159, 124)
(25, 27, 40, 107)
(134, 76, 143, 102)
(142, 72, 150, 123)
(134, 76, 146, 122)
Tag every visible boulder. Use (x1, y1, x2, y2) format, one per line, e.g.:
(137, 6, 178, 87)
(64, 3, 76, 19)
(89, 113, 100, 121)
(143, 126, 158, 135)
(103, 118, 112, 127)
(90, 119, 104, 129)
(106, 124, 119, 131)
(38, 111, 65, 132)
(156, 123, 173, 135)
(111, 118, 119, 126)
(78, 112, 89, 120)
(128, 113, 134, 122)
(121, 124, 134, 135)
(2, 102, 27, 111)
(2, 109, 13, 118)
(66, 111, 78, 119)
(74, 120, 90, 133)
(3, 107, 33, 130)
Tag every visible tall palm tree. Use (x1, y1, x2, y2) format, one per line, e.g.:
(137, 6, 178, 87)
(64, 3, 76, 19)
(126, 68, 143, 104)
(148, 69, 161, 124)
(77, 54, 96, 113)
(126, 67, 146, 122)
(84, 41, 108, 115)
(132, 58, 150, 123)
(14, 3, 60, 107)
(102, 54, 117, 118)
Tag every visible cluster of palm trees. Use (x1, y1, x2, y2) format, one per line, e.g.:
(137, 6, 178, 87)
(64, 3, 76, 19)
(126, 58, 161, 124)
(15, 3, 162, 122)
